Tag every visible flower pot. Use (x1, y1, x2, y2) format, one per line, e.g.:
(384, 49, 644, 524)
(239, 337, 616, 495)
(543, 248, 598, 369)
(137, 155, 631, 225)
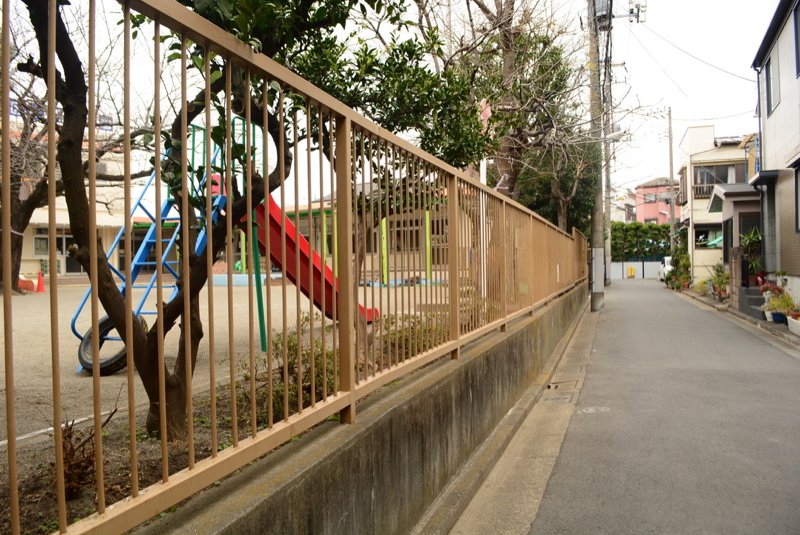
(772, 312, 787, 325)
(764, 310, 773, 322)
(789, 316, 800, 336)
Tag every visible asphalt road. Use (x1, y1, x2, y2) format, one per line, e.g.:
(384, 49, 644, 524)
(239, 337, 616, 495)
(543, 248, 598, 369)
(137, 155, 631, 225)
(454, 279, 800, 534)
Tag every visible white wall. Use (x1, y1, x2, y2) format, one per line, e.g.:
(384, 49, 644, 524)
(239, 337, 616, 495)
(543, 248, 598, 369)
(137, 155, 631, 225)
(758, 12, 800, 170)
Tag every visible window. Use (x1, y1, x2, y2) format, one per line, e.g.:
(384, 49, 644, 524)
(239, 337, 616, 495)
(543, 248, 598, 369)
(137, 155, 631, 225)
(33, 228, 48, 256)
(693, 165, 742, 198)
(695, 225, 723, 249)
(644, 193, 656, 203)
(766, 57, 780, 114)
(645, 218, 657, 224)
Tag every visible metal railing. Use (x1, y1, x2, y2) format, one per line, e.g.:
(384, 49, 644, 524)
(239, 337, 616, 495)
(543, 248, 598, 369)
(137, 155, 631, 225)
(693, 184, 715, 199)
(0, 0, 588, 532)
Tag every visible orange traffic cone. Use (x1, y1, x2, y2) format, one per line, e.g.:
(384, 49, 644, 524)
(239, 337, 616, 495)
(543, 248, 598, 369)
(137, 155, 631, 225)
(36, 271, 46, 292)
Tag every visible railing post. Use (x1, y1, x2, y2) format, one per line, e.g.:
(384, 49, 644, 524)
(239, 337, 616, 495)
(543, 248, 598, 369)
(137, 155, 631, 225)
(335, 116, 356, 423)
(447, 174, 460, 359)
(500, 200, 508, 332)
(529, 214, 535, 314)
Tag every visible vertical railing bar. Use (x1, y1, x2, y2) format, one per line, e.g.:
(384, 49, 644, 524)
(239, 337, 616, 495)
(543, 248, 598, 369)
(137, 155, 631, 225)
(263, 82, 273, 429)
(455, 178, 462, 336)
(3, 0, 20, 529)
(467, 185, 476, 331)
(317, 106, 326, 402)
(279, 90, 289, 422)
(529, 215, 534, 312)
(153, 21, 169, 480)
(335, 115, 356, 423)
(410, 153, 418, 359)
(426, 164, 433, 352)
(179, 30, 195, 469)
(359, 132, 367, 381)
(431, 169, 438, 347)
(440, 171, 447, 346)
(418, 161, 425, 353)
(204, 49, 218, 455)
(467, 187, 473, 332)
(410, 157, 419, 359)
(87, 1, 107, 513)
(447, 174, 460, 357)
(293, 106, 302, 413)
(378, 138, 386, 372)
(500, 200, 508, 331)
(368, 136, 376, 375)
(381, 139, 389, 370)
(416, 159, 424, 354)
(122, 2, 139, 497)
(244, 71, 257, 436)
(440, 171, 446, 346)
(399, 151, 407, 362)
(329, 112, 338, 396)
(469, 187, 475, 332)
(306, 103, 315, 407)
(388, 144, 403, 365)
(225, 61, 238, 447)
(42, 0, 67, 527)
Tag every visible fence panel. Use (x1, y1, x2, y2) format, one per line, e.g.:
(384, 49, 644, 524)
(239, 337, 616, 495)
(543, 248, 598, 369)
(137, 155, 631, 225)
(0, 1, 587, 532)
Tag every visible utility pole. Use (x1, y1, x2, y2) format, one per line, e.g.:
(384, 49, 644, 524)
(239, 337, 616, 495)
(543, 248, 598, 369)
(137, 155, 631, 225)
(668, 106, 676, 251)
(603, 38, 613, 287)
(588, 0, 604, 311)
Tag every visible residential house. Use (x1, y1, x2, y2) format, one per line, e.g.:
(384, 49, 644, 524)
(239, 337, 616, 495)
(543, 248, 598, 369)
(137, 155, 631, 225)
(677, 126, 749, 281)
(635, 177, 678, 224)
(609, 189, 636, 223)
(751, 0, 800, 301)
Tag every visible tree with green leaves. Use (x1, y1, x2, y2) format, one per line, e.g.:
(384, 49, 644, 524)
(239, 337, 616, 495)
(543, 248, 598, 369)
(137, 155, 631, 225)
(0, 7, 155, 293)
(19, 0, 488, 439)
(610, 221, 670, 261)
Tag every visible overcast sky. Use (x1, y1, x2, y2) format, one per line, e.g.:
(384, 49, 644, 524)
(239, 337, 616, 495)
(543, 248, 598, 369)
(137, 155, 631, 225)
(552, 0, 780, 192)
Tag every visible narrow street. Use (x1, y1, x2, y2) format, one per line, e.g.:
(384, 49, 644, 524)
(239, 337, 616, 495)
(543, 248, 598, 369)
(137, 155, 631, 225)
(454, 279, 800, 534)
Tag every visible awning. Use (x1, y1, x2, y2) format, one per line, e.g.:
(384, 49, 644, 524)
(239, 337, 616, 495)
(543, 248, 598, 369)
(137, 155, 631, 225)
(707, 183, 760, 212)
(749, 169, 779, 187)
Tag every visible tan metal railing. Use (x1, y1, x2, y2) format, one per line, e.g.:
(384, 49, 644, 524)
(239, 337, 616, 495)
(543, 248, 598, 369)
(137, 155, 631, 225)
(0, 0, 587, 533)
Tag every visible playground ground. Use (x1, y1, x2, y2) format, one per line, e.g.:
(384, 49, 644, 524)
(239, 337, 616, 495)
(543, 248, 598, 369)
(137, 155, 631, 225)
(0, 280, 419, 445)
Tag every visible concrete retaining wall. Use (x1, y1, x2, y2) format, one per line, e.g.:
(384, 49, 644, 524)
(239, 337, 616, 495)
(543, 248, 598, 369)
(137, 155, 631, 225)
(137, 282, 588, 535)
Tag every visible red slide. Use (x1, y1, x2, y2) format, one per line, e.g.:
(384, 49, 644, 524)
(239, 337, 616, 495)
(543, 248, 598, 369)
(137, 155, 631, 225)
(254, 197, 378, 323)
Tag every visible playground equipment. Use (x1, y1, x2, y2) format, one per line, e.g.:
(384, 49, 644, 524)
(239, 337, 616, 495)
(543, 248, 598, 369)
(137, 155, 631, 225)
(72, 123, 378, 375)
(256, 197, 379, 323)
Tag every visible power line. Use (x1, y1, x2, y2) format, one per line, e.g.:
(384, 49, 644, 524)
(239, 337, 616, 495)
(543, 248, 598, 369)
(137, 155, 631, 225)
(628, 30, 691, 100)
(641, 25, 756, 83)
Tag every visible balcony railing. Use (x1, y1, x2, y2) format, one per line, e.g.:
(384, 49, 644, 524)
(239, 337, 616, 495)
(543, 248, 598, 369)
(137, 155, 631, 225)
(693, 184, 715, 199)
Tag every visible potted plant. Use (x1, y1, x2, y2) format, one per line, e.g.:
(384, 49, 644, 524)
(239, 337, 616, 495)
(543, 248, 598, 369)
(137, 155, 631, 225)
(788, 309, 800, 336)
(739, 228, 762, 287)
(768, 292, 794, 324)
(760, 281, 784, 304)
(709, 262, 730, 301)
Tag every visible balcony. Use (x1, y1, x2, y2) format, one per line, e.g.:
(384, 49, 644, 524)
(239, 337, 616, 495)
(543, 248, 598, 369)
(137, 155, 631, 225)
(693, 184, 715, 199)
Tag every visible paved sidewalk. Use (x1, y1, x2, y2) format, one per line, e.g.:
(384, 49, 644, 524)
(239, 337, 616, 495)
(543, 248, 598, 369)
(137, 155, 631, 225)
(452, 279, 800, 534)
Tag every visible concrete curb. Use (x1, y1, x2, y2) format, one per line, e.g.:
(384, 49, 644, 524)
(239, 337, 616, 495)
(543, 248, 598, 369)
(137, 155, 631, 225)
(410, 299, 590, 535)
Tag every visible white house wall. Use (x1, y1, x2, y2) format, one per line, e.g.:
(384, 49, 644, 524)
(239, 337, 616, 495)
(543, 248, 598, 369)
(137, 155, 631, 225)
(758, 15, 800, 170)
